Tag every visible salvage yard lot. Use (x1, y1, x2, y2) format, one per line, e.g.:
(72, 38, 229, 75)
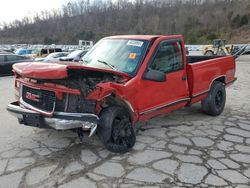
(0, 57, 250, 187)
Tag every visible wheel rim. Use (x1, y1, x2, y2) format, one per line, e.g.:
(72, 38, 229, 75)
(111, 118, 134, 147)
(215, 90, 223, 108)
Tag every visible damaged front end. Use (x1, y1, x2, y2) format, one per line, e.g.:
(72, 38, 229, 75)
(7, 101, 99, 138)
(7, 62, 130, 138)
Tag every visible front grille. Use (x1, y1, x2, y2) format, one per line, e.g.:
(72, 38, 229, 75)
(22, 85, 56, 113)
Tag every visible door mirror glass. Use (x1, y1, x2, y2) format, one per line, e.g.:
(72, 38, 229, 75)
(143, 69, 166, 82)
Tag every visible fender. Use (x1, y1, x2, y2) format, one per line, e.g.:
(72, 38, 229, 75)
(86, 82, 138, 122)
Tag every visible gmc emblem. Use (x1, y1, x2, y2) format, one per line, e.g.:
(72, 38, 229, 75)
(25, 92, 40, 102)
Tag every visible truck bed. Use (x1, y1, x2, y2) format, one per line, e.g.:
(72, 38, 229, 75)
(186, 55, 236, 103)
(186, 55, 223, 64)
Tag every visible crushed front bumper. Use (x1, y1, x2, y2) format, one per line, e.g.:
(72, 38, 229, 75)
(6, 101, 99, 137)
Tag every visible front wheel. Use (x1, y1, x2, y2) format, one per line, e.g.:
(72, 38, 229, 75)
(202, 81, 226, 116)
(98, 106, 136, 153)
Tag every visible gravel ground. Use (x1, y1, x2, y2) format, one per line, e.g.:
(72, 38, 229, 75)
(0, 56, 249, 188)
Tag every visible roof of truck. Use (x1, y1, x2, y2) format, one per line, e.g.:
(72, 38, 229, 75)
(105, 35, 163, 41)
(105, 35, 183, 41)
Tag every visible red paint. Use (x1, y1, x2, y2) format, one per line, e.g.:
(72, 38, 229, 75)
(13, 62, 130, 80)
(13, 62, 69, 79)
(186, 55, 235, 98)
(16, 78, 81, 102)
(12, 35, 236, 123)
(105, 35, 162, 40)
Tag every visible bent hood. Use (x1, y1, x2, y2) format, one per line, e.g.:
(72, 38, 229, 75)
(13, 62, 130, 79)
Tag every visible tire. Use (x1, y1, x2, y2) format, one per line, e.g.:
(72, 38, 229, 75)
(205, 51, 214, 56)
(202, 81, 226, 116)
(98, 106, 136, 153)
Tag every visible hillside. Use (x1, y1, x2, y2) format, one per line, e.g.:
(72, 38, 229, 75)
(0, 0, 250, 44)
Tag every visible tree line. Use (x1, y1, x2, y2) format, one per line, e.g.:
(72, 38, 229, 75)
(0, 0, 249, 44)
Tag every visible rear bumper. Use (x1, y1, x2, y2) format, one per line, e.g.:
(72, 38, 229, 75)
(7, 102, 99, 136)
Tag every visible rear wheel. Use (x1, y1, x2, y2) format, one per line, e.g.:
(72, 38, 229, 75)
(202, 81, 226, 116)
(98, 106, 136, 153)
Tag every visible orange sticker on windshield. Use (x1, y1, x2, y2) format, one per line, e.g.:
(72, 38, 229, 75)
(129, 53, 137, 59)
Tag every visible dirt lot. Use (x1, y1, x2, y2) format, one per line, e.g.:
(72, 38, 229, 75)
(0, 56, 249, 188)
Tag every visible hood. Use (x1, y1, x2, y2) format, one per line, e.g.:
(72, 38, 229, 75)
(35, 58, 45, 62)
(13, 62, 130, 80)
(59, 57, 73, 61)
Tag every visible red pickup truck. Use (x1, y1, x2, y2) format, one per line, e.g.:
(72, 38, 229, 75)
(7, 35, 236, 153)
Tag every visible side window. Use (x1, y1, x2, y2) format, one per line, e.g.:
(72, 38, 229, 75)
(80, 51, 87, 57)
(6, 55, 18, 61)
(149, 41, 183, 73)
(0, 55, 5, 62)
(15, 56, 26, 60)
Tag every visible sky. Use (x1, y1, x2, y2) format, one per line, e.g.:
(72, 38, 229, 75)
(0, 0, 71, 23)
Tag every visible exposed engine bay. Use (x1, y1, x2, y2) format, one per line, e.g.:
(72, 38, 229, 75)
(18, 68, 125, 115)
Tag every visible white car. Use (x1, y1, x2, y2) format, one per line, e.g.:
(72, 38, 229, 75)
(35, 52, 69, 62)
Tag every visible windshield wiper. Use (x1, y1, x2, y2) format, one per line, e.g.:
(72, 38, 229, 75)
(97, 59, 117, 70)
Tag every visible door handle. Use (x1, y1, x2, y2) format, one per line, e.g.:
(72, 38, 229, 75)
(182, 76, 187, 81)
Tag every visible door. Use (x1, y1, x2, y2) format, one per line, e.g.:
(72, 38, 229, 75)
(135, 39, 190, 117)
(5, 55, 19, 74)
(5, 55, 27, 74)
(0, 55, 7, 75)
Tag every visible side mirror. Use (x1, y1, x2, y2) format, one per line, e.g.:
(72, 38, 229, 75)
(143, 69, 166, 82)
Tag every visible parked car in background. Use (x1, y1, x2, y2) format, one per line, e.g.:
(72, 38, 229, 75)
(0, 49, 14, 54)
(15, 48, 33, 56)
(245, 46, 250, 55)
(59, 49, 88, 62)
(31, 48, 63, 58)
(0, 54, 32, 76)
(232, 45, 250, 56)
(35, 52, 69, 62)
(39, 48, 62, 57)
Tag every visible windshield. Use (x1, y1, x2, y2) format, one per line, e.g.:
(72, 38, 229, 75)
(82, 39, 148, 75)
(46, 52, 66, 58)
(15, 49, 32, 55)
(46, 53, 58, 58)
(67, 50, 83, 58)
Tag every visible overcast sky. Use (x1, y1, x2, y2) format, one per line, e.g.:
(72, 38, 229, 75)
(0, 0, 71, 23)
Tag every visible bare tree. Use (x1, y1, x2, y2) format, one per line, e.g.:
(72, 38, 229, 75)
(0, 0, 249, 44)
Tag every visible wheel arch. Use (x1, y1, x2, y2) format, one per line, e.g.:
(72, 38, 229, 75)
(213, 76, 226, 84)
(100, 93, 135, 122)
(207, 75, 226, 93)
(204, 50, 214, 55)
(202, 77, 226, 116)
